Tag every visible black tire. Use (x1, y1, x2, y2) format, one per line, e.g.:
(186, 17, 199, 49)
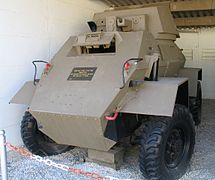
(21, 111, 72, 156)
(189, 81, 202, 125)
(139, 105, 195, 180)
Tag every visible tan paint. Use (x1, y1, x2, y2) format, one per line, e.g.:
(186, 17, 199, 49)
(179, 68, 202, 97)
(121, 78, 188, 117)
(30, 111, 115, 151)
(10, 81, 36, 105)
(93, 6, 179, 39)
(87, 147, 124, 170)
(11, 6, 201, 151)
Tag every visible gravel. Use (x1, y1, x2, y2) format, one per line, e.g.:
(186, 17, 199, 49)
(1, 100, 215, 180)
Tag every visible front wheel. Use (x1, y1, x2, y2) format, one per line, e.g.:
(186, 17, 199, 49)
(21, 111, 72, 156)
(139, 105, 195, 180)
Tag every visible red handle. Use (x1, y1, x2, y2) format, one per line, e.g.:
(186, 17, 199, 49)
(105, 112, 119, 121)
(45, 63, 52, 71)
(124, 62, 131, 71)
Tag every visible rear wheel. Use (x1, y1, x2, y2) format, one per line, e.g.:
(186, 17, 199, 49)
(139, 105, 195, 180)
(189, 81, 202, 125)
(21, 111, 72, 156)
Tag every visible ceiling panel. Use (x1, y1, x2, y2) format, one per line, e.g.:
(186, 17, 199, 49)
(100, 0, 179, 7)
(97, 0, 215, 27)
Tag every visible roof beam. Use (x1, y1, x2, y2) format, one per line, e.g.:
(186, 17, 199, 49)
(99, 0, 170, 8)
(104, 2, 170, 11)
(175, 16, 215, 27)
(170, 0, 215, 12)
(98, 0, 215, 27)
(213, 0, 215, 9)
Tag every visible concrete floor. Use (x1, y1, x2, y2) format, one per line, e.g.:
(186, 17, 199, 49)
(1, 100, 215, 180)
(180, 99, 215, 179)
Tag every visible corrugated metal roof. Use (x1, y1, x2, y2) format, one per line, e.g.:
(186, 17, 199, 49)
(100, 0, 186, 7)
(98, 0, 215, 27)
(172, 10, 215, 18)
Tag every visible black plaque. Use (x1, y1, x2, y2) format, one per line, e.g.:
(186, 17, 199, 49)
(67, 67, 97, 81)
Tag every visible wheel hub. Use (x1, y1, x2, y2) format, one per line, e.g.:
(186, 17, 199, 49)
(165, 128, 185, 168)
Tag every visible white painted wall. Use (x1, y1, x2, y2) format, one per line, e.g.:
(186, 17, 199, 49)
(0, 0, 107, 145)
(176, 28, 215, 99)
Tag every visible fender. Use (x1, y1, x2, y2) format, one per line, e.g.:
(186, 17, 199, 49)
(120, 77, 188, 117)
(178, 68, 202, 97)
(10, 81, 36, 105)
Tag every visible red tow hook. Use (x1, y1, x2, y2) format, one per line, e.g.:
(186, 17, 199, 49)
(105, 112, 119, 121)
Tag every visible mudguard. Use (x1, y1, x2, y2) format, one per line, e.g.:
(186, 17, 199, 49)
(178, 68, 202, 97)
(121, 77, 188, 117)
(10, 81, 36, 105)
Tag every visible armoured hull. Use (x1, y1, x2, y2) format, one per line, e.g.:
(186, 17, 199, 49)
(29, 31, 154, 150)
